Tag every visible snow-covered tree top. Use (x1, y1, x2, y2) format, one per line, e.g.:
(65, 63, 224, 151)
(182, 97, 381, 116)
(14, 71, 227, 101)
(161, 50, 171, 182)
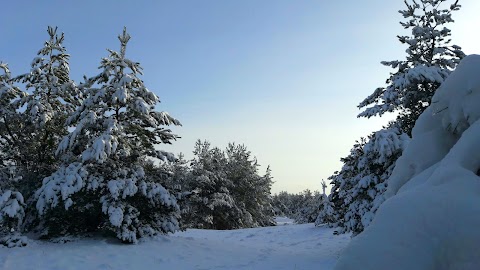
(358, 0, 464, 133)
(57, 28, 181, 164)
(397, 0, 462, 67)
(13, 26, 80, 128)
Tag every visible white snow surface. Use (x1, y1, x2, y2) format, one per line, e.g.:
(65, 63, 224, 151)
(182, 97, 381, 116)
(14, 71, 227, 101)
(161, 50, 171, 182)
(0, 218, 350, 270)
(335, 55, 480, 270)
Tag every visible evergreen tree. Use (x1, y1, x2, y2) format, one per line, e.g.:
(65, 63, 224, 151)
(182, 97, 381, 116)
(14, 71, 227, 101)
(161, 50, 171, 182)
(0, 63, 25, 163)
(0, 63, 25, 198)
(328, 127, 409, 235)
(315, 180, 337, 226)
(257, 166, 275, 226)
(358, 0, 465, 134)
(35, 28, 181, 243)
(327, 138, 365, 230)
(14, 26, 80, 177)
(314, 195, 336, 226)
(322, 0, 465, 237)
(225, 143, 275, 227)
(0, 27, 80, 236)
(182, 141, 275, 229)
(184, 140, 242, 229)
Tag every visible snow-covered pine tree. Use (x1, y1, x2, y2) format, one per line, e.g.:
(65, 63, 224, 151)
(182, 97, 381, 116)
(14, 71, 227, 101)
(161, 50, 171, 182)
(0, 27, 81, 239)
(13, 26, 80, 178)
(324, 0, 464, 237)
(358, 0, 465, 134)
(0, 63, 25, 197)
(225, 143, 275, 227)
(314, 195, 336, 227)
(0, 63, 25, 150)
(328, 127, 409, 235)
(183, 140, 243, 230)
(35, 28, 182, 243)
(327, 138, 365, 230)
(256, 166, 275, 226)
(0, 98, 26, 238)
(315, 180, 337, 226)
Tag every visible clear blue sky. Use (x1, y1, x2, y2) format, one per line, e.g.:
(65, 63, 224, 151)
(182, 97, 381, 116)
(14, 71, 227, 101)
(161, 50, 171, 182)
(1, 1, 479, 193)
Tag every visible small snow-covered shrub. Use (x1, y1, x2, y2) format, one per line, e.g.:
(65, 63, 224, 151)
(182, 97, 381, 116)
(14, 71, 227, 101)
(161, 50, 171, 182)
(358, 0, 464, 135)
(315, 194, 336, 226)
(0, 190, 25, 234)
(0, 234, 29, 248)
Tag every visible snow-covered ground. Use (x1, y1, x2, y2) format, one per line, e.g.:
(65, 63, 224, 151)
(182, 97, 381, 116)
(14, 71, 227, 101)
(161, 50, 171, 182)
(0, 218, 350, 270)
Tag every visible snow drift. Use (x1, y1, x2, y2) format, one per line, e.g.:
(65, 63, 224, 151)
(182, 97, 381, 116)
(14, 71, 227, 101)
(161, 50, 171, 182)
(335, 55, 480, 270)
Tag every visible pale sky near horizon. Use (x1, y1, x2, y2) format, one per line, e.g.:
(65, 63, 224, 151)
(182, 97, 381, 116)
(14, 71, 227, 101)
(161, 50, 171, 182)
(1, 1, 479, 194)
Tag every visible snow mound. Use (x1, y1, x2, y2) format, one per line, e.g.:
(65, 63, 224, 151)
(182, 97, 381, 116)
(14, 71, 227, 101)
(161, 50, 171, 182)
(335, 55, 480, 270)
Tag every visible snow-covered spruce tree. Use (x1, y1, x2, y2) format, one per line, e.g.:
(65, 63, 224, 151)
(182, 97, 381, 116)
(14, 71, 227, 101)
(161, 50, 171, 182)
(256, 166, 275, 226)
(315, 180, 337, 226)
(0, 63, 25, 168)
(314, 195, 336, 226)
(13, 26, 80, 178)
(0, 63, 28, 247)
(183, 140, 243, 229)
(358, 0, 465, 134)
(225, 143, 275, 227)
(326, 0, 463, 237)
(0, 27, 80, 238)
(327, 138, 365, 230)
(328, 127, 409, 235)
(35, 28, 181, 243)
(183, 141, 275, 229)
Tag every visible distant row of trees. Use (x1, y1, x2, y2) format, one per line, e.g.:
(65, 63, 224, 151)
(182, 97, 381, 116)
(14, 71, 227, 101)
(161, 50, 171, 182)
(271, 180, 335, 225)
(0, 27, 274, 246)
(272, 190, 322, 224)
